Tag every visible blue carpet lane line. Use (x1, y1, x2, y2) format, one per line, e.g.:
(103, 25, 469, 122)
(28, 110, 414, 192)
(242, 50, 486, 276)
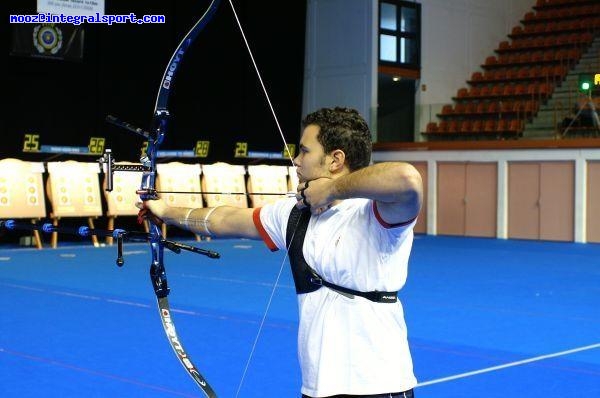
(417, 342, 600, 387)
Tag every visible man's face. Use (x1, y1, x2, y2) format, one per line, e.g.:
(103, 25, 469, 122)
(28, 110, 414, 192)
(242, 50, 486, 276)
(293, 124, 331, 183)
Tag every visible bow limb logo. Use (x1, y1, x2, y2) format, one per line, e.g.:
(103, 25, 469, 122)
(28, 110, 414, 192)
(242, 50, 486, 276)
(162, 47, 187, 89)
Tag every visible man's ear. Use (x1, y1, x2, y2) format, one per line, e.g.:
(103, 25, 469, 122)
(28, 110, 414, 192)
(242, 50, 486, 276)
(329, 149, 346, 172)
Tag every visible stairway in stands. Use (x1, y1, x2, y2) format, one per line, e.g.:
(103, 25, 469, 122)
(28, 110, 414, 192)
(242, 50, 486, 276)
(523, 35, 600, 138)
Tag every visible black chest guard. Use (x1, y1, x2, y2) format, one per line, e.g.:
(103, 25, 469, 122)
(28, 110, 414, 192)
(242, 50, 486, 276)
(285, 207, 321, 294)
(285, 206, 398, 303)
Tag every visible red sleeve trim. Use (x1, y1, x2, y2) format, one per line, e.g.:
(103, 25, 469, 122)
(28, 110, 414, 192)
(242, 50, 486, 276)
(372, 201, 416, 229)
(252, 207, 279, 252)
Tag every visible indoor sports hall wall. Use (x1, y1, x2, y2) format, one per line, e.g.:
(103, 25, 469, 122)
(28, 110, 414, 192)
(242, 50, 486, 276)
(373, 143, 600, 243)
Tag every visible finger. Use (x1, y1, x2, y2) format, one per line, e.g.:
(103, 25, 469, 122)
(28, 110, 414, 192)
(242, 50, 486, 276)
(137, 209, 148, 224)
(300, 188, 307, 200)
(297, 180, 310, 193)
(311, 206, 324, 215)
(317, 205, 328, 214)
(295, 197, 311, 210)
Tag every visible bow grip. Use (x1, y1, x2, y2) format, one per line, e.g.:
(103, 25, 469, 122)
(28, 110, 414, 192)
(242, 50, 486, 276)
(138, 170, 159, 201)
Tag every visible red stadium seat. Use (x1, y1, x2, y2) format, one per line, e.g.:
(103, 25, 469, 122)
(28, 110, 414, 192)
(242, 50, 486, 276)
(457, 88, 469, 98)
(487, 102, 499, 114)
(496, 119, 508, 133)
(460, 120, 473, 133)
(471, 71, 484, 82)
(438, 121, 449, 133)
(441, 104, 454, 115)
(454, 103, 466, 114)
(471, 120, 483, 134)
(426, 122, 438, 133)
(447, 120, 460, 133)
(476, 102, 488, 113)
(483, 119, 497, 133)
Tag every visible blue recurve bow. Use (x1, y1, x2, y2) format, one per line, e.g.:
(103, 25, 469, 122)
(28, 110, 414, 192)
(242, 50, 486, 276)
(105, 1, 222, 396)
(2, 1, 297, 396)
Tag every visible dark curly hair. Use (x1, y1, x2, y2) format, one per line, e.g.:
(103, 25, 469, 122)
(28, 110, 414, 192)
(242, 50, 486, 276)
(301, 107, 372, 171)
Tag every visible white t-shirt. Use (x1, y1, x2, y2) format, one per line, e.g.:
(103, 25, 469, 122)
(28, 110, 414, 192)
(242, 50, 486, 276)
(254, 198, 417, 397)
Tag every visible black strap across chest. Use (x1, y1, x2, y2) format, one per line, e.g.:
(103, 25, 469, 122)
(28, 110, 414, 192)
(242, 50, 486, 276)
(285, 206, 398, 303)
(286, 206, 321, 294)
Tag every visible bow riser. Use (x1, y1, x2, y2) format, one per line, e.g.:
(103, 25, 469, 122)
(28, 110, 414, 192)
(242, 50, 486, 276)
(149, 234, 168, 298)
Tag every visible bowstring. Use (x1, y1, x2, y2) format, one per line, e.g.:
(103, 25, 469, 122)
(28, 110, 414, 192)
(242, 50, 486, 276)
(226, 1, 302, 396)
(227, 0, 294, 165)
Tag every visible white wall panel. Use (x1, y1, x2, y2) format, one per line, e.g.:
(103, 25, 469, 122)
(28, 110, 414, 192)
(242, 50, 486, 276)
(304, 0, 377, 126)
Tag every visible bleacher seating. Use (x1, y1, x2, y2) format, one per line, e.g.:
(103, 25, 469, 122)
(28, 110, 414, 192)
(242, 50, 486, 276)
(423, 0, 599, 140)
